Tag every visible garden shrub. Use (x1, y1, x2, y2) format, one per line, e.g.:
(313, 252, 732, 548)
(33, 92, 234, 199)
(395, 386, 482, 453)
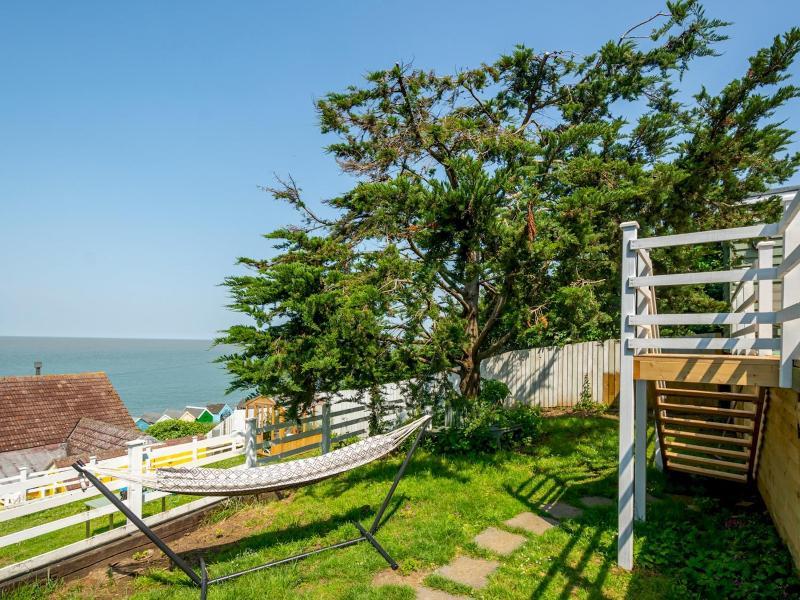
(427, 379, 542, 454)
(146, 419, 215, 441)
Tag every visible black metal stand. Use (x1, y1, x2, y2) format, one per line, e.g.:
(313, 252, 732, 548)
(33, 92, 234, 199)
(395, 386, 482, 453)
(72, 420, 428, 599)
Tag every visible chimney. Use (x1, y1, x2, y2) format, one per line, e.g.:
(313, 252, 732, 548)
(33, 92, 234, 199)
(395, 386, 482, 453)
(34, 361, 42, 376)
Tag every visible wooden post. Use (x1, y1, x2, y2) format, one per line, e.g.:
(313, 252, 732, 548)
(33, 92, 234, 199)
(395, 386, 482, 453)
(781, 195, 800, 387)
(126, 440, 145, 522)
(618, 221, 639, 570)
(321, 401, 332, 455)
(245, 417, 258, 468)
(757, 241, 775, 356)
(18, 466, 28, 503)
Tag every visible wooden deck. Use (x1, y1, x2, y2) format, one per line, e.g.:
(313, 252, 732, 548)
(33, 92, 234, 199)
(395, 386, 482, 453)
(634, 353, 780, 387)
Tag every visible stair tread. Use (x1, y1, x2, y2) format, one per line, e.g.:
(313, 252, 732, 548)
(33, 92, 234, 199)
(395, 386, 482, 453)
(656, 388, 760, 403)
(656, 402, 756, 418)
(662, 428, 752, 446)
(663, 441, 751, 459)
(664, 451, 749, 471)
(668, 462, 748, 482)
(661, 416, 753, 433)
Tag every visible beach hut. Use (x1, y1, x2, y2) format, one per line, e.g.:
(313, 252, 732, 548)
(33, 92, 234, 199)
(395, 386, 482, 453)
(180, 406, 213, 423)
(156, 409, 183, 423)
(134, 412, 161, 431)
(205, 403, 232, 423)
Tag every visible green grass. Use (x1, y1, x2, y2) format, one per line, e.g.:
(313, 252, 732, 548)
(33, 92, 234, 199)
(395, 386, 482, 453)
(6, 416, 800, 599)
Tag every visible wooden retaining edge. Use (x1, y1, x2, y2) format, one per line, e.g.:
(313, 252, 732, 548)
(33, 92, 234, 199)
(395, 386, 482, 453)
(0, 495, 225, 592)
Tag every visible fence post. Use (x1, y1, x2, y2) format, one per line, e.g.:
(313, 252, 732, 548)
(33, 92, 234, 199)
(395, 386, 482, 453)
(618, 221, 639, 571)
(191, 436, 199, 463)
(18, 466, 28, 502)
(245, 417, 258, 468)
(757, 241, 775, 356)
(321, 400, 332, 454)
(126, 440, 145, 522)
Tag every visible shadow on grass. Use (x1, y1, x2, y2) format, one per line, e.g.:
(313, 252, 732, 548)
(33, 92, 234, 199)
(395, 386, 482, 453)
(142, 492, 408, 590)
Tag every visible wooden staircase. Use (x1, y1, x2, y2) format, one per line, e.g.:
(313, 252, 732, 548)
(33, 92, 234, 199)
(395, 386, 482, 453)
(655, 385, 767, 483)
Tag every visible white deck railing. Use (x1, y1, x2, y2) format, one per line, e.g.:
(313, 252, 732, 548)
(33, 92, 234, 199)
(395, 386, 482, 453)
(622, 189, 800, 387)
(617, 189, 800, 572)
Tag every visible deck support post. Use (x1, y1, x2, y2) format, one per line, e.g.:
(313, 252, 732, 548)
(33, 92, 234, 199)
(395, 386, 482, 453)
(634, 379, 647, 522)
(618, 221, 639, 570)
(781, 193, 800, 387)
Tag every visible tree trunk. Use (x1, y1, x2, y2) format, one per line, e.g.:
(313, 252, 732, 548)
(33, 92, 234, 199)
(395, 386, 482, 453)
(459, 250, 482, 401)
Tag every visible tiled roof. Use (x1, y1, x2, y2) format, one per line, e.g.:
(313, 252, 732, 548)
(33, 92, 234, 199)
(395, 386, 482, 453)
(161, 409, 183, 419)
(206, 403, 227, 414)
(66, 417, 155, 456)
(0, 372, 135, 453)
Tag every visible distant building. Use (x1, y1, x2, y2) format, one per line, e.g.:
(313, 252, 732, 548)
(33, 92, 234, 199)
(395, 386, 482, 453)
(205, 403, 232, 423)
(180, 406, 213, 423)
(135, 412, 162, 431)
(0, 372, 152, 477)
(157, 409, 184, 423)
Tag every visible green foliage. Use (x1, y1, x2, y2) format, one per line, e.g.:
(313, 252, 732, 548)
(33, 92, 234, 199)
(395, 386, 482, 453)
(429, 401, 543, 454)
(479, 379, 511, 406)
(222, 3, 800, 409)
(573, 374, 606, 415)
(638, 496, 800, 599)
(146, 419, 214, 441)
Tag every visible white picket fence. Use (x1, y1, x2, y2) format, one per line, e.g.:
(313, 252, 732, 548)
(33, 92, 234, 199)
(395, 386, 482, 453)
(0, 399, 404, 583)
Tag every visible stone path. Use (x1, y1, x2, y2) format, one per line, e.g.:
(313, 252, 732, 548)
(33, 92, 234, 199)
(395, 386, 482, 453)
(372, 495, 612, 598)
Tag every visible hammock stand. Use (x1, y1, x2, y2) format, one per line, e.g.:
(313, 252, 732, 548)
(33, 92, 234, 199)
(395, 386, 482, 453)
(71, 416, 430, 600)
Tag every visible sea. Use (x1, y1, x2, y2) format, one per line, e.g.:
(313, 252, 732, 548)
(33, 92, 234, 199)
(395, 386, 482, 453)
(0, 336, 247, 418)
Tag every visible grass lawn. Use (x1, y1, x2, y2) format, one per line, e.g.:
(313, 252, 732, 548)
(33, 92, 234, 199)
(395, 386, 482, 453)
(8, 415, 800, 600)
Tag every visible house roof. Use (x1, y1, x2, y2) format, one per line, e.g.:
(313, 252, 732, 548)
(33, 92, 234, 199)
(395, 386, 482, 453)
(205, 403, 229, 414)
(0, 444, 67, 478)
(161, 409, 183, 419)
(66, 417, 156, 457)
(0, 372, 135, 453)
(136, 412, 162, 424)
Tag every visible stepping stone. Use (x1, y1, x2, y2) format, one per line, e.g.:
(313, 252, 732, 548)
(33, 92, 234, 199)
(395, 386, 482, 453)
(417, 587, 468, 600)
(473, 526, 526, 556)
(580, 495, 613, 508)
(540, 500, 583, 520)
(504, 511, 557, 535)
(435, 556, 499, 589)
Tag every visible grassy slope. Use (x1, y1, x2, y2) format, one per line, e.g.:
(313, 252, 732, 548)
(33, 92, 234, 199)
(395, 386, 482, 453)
(8, 416, 800, 600)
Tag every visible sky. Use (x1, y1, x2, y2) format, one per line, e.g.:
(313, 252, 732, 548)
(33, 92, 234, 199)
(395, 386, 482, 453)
(1, 1, 798, 340)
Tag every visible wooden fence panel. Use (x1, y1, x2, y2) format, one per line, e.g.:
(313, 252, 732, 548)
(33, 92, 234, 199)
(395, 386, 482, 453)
(481, 339, 620, 407)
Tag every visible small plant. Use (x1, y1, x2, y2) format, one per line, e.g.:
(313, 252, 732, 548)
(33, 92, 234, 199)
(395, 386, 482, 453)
(573, 375, 605, 415)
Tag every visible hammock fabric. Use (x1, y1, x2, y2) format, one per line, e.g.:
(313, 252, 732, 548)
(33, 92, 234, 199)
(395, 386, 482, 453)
(83, 415, 431, 497)
(72, 414, 431, 600)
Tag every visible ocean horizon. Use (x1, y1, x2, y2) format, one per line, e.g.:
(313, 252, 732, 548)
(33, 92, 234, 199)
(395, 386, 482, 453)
(0, 336, 247, 418)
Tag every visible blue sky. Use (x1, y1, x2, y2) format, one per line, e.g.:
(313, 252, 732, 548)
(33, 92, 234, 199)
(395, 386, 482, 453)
(1, 1, 798, 340)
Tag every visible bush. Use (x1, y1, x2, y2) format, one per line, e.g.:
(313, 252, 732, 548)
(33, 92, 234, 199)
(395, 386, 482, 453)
(146, 419, 215, 441)
(428, 379, 542, 454)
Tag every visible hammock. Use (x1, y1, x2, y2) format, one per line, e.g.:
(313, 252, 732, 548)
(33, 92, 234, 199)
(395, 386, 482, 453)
(72, 414, 431, 599)
(81, 415, 430, 497)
